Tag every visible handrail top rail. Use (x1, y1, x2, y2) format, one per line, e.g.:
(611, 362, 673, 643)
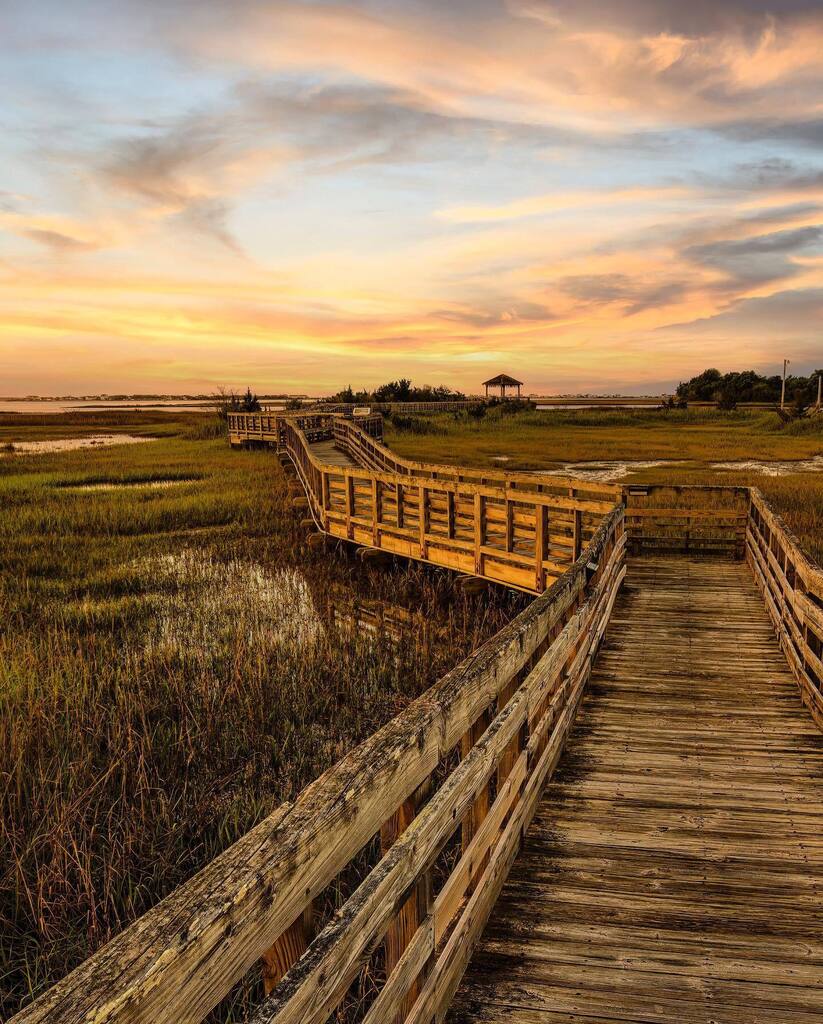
(749, 486, 823, 598)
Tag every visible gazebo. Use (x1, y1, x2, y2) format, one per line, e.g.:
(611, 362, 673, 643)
(482, 373, 523, 399)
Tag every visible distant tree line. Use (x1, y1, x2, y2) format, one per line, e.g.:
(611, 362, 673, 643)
(213, 386, 261, 419)
(327, 379, 466, 404)
(676, 368, 823, 411)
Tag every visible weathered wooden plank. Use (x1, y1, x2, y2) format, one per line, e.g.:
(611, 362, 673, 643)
(449, 555, 823, 1024)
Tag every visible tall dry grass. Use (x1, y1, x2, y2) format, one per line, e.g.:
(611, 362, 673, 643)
(0, 427, 525, 1020)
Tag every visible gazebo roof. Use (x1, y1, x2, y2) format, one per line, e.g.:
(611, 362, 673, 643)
(482, 373, 523, 386)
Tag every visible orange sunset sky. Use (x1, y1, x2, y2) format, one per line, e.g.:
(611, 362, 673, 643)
(1, 0, 822, 395)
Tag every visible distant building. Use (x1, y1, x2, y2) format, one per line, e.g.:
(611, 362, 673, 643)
(482, 373, 523, 399)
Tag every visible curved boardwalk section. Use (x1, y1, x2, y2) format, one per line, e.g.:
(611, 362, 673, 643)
(228, 411, 621, 593)
(449, 555, 823, 1024)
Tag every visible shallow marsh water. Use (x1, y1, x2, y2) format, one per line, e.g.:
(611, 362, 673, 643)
(2, 434, 154, 455)
(541, 455, 823, 483)
(711, 455, 823, 476)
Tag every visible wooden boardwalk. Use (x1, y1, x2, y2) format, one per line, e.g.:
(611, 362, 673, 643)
(449, 556, 823, 1024)
(14, 419, 823, 1024)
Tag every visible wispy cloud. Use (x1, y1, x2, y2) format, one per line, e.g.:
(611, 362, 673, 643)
(437, 186, 694, 224)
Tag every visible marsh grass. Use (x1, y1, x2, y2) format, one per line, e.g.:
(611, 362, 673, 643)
(386, 406, 823, 468)
(0, 420, 525, 1020)
(0, 410, 196, 441)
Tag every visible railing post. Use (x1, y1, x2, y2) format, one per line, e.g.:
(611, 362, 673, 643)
(322, 472, 330, 529)
(505, 499, 514, 553)
(261, 906, 313, 994)
(380, 782, 431, 1023)
(460, 711, 491, 888)
(474, 493, 484, 576)
(573, 508, 582, 561)
(373, 478, 381, 546)
(447, 490, 455, 540)
(397, 483, 404, 529)
(535, 503, 547, 591)
(345, 474, 354, 540)
(419, 485, 428, 558)
(497, 676, 524, 793)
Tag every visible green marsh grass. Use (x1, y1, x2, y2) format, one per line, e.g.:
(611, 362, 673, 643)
(386, 405, 823, 468)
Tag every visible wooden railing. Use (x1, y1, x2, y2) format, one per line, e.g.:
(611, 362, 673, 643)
(623, 484, 749, 558)
(13, 509, 626, 1024)
(308, 401, 483, 414)
(228, 412, 384, 448)
(747, 488, 823, 730)
(268, 413, 621, 593)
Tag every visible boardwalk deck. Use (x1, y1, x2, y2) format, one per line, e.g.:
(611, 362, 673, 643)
(449, 556, 823, 1024)
(307, 438, 358, 467)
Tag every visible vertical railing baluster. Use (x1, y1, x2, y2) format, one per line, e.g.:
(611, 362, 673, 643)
(419, 485, 428, 558)
(535, 502, 547, 592)
(261, 906, 313, 994)
(460, 710, 491, 892)
(345, 474, 354, 540)
(474, 493, 483, 576)
(372, 478, 381, 546)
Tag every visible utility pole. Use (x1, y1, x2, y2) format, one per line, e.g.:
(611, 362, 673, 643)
(780, 358, 790, 410)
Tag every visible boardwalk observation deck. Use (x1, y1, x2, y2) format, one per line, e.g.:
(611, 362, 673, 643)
(12, 413, 823, 1024)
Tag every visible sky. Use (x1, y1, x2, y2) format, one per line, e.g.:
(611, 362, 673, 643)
(0, 0, 822, 396)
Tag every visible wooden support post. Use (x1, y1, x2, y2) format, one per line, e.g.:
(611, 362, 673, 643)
(460, 711, 491, 890)
(505, 499, 514, 553)
(474, 494, 484, 576)
(447, 490, 455, 540)
(496, 677, 523, 795)
(535, 504, 547, 592)
(419, 485, 428, 558)
(261, 905, 313, 995)
(397, 483, 404, 529)
(573, 508, 583, 561)
(372, 478, 381, 546)
(345, 475, 354, 540)
(321, 473, 330, 529)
